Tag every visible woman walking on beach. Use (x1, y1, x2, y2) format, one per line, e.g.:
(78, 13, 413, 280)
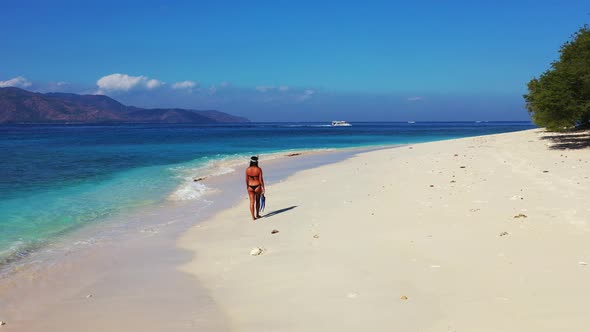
(246, 156, 265, 220)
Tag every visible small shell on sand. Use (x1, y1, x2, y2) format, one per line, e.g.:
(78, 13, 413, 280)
(0, 321, 6, 326)
(271, 229, 279, 234)
(400, 295, 408, 300)
(347, 292, 358, 298)
(250, 247, 264, 256)
(514, 213, 527, 219)
(579, 261, 588, 266)
(313, 234, 320, 239)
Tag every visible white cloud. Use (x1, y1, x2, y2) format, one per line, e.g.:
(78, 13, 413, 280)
(0, 76, 32, 88)
(278, 86, 289, 92)
(146, 79, 163, 89)
(97, 74, 143, 91)
(96, 73, 164, 93)
(407, 96, 424, 102)
(172, 80, 197, 89)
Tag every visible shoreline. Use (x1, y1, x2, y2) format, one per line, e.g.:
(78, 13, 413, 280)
(0, 145, 380, 274)
(0, 145, 384, 331)
(178, 128, 589, 332)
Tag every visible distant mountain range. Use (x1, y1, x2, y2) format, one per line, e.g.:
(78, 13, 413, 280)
(0, 87, 249, 124)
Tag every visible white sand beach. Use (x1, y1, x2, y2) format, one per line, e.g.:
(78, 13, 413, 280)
(179, 129, 590, 332)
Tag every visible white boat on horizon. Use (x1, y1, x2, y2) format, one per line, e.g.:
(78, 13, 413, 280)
(331, 120, 352, 127)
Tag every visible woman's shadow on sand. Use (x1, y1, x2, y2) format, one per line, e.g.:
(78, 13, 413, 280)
(262, 206, 297, 218)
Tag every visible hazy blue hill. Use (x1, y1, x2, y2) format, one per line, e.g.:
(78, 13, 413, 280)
(0, 87, 249, 124)
(45, 92, 129, 113)
(123, 107, 215, 124)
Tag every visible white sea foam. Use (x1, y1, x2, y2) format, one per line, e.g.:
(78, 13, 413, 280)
(167, 159, 236, 201)
(168, 181, 208, 201)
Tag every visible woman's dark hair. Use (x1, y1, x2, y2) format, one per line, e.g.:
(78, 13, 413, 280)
(249, 156, 259, 167)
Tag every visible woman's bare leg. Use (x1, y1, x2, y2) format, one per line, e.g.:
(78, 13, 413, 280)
(248, 189, 257, 220)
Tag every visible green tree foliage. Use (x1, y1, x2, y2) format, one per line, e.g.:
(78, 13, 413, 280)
(524, 25, 590, 131)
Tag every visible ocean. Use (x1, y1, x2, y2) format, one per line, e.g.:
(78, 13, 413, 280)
(0, 121, 535, 266)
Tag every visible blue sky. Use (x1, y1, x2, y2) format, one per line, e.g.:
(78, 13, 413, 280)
(1, 0, 588, 121)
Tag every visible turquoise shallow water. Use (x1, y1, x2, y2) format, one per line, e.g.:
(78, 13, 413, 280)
(0, 122, 535, 263)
